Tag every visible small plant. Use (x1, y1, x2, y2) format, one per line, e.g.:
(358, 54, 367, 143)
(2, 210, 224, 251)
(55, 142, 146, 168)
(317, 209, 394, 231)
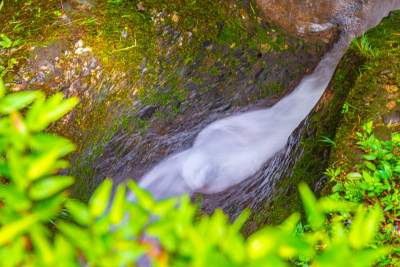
(319, 136, 337, 147)
(0, 34, 12, 49)
(349, 32, 378, 57)
(342, 102, 349, 114)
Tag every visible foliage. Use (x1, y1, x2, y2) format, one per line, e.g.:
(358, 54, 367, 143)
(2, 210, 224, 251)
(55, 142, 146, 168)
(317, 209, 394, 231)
(349, 32, 378, 57)
(0, 83, 393, 266)
(326, 121, 400, 264)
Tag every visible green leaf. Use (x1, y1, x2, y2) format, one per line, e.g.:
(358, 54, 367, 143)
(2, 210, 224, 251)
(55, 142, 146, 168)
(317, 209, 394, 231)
(363, 153, 377, 161)
(29, 176, 74, 200)
(332, 183, 344, 193)
(30, 133, 76, 157)
(279, 212, 301, 233)
(355, 247, 393, 267)
(0, 91, 39, 113)
(364, 161, 376, 171)
(0, 34, 12, 49)
(89, 178, 112, 218)
(0, 214, 38, 246)
(0, 184, 32, 212)
(29, 224, 55, 265)
(346, 172, 362, 180)
(58, 222, 91, 252)
(299, 182, 325, 230)
(54, 234, 76, 263)
(110, 184, 127, 224)
(34, 193, 67, 221)
(362, 171, 373, 184)
(44, 94, 79, 123)
(65, 199, 90, 226)
(319, 198, 358, 213)
(349, 205, 382, 250)
(0, 77, 5, 99)
(27, 148, 61, 180)
(127, 180, 154, 210)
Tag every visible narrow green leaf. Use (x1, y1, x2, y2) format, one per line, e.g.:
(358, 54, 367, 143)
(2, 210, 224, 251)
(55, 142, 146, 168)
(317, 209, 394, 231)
(34, 193, 67, 221)
(127, 180, 154, 210)
(363, 154, 377, 161)
(279, 212, 301, 233)
(58, 222, 91, 252)
(54, 234, 76, 263)
(0, 76, 5, 99)
(0, 215, 38, 246)
(299, 182, 325, 230)
(27, 149, 60, 180)
(29, 176, 74, 200)
(0, 184, 32, 212)
(65, 199, 90, 226)
(44, 94, 79, 123)
(110, 184, 127, 224)
(349, 205, 381, 249)
(0, 91, 38, 113)
(29, 224, 55, 265)
(89, 178, 112, 218)
(231, 208, 251, 233)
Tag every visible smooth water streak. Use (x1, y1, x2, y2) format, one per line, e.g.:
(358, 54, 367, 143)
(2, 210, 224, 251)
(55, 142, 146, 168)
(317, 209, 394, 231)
(130, 0, 400, 201)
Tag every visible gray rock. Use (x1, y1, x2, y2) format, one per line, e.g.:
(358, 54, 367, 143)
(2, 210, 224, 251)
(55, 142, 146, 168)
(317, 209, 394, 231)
(233, 48, 243, 58)
(200, 40, 212, 49)
(138, 105, 159, 120)
(383, 113, 400, 124)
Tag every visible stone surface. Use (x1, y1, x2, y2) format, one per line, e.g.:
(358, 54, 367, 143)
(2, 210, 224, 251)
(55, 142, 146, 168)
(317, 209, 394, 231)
(256, 0, 370, 42)
(383, 113, 400, 124)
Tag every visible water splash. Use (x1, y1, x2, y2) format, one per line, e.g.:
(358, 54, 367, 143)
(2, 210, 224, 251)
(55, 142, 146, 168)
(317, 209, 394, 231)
(130, 0, 400, 201)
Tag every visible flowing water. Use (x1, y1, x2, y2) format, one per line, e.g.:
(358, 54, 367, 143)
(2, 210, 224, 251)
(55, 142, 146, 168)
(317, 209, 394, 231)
(130, 0, 400, 201)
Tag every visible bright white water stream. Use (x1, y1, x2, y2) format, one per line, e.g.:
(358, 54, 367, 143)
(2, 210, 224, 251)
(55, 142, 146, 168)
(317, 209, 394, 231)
(130, 1, 400, 201)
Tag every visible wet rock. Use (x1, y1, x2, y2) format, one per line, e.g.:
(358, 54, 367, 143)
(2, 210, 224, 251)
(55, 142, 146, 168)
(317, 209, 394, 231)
(314, 176, 327, 192)
(373, 125, 392, 142)
(386, 100, 397, 110)
(383, 113, 400, 124)
(66, 79, 83, 97)
(139, 57, 147, 70)
(256, 0, 366, 42)
(200, 40, 212, 49)
(138, 105, 159, 120)
(233, 48, 243, 58)
(121, 29, 128, 39)
(137, 2, 145, 11)
(172, 14, 179, 23)
(74, 0, 94, 10)
(60, 1, 73, 11)
(36, 59, 55, 74)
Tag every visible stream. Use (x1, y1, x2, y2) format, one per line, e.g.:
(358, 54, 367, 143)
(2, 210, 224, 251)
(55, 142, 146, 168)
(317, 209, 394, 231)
(130, 0, 400, 201)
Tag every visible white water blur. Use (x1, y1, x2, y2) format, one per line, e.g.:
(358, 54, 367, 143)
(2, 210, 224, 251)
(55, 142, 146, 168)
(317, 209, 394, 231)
(130, 1, 400, 201)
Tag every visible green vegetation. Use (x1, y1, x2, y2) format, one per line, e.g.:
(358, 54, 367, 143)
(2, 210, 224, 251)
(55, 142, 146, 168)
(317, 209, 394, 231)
(349, 32, 378, 58)
(0, 80, 394, 265)
(2, 1, 400, 266)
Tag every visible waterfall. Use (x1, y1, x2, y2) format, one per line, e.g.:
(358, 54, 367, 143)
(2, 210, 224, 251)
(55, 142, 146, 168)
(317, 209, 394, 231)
(129, 0, 400, 201)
